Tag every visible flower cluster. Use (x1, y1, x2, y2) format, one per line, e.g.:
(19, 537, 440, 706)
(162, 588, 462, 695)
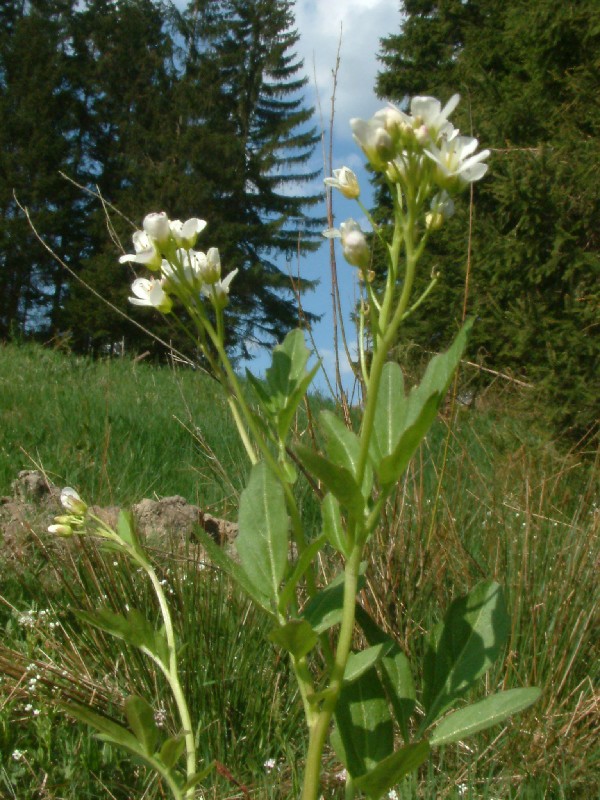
(120, 212, 238, 313)
(48, 487, 88, 537)
(322, 95, 489, 272)
(350, 94, 489, 190)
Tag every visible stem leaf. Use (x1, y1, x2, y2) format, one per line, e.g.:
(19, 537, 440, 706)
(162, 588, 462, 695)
(421, 580, 510, 730)
(124, 695, 159, 756)
(236, 461, 289, 605)
(294, 445, 365, 517)
(429, 687, 541, 746)
(353, 740, 431, 799)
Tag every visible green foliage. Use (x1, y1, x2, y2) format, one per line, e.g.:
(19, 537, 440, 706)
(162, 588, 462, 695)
(0, 0, 322, 354)
(376, 0, 600, 438)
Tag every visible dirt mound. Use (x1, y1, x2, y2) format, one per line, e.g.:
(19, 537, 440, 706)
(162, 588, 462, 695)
(0, 471, 237, 565)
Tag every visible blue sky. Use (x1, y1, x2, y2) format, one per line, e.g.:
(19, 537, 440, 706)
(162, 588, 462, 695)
(249, 0, 402, 391)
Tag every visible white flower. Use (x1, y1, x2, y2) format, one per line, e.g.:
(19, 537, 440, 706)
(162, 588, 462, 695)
(60, 487, 87, 515)
(201, 248, 221, 284)
(387, 790, 399, 800)
(375, 94, 459, 148)
(202, 269, 238, 308)
(350, 117, 395, 169)
(425, 135, 490, 187)
(143, 212, 171, 247)
(263, 758, 276, 771)
(170, 217, 207, 249)
(425, 190, 455, 230)
(129, 278, 173, 313)
(48, 523, 73, 537)
(119, 230, 162, 271)
(324, 167, 360, 199)
(324, 219, 370, 269)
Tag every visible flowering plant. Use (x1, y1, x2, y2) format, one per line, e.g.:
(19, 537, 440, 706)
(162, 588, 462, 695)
(50, 95, 538, 800)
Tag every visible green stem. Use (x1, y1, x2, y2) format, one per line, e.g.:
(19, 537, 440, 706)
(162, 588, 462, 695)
(301, 545, 363, 800)
(145, 567, 197, 797)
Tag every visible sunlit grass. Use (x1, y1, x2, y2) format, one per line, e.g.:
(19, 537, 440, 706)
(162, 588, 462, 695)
(0, 342, 597, 798)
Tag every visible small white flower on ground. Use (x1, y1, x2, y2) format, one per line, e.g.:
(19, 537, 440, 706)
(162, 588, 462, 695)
(263, 758, 276, 771)
(170, 218, 207, 249)
(388, 789, 399, 800)
(129, 278, 173, 313)
(119, 230, 163, 271)
(324, 166, 360, 199)
(12, 750, 25, 761)
(48, 523, 73, 537)
(60, 487, 87, 515)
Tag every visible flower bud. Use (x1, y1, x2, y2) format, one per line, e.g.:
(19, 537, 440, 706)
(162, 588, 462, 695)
(324, 167, 360, 199)
(340, 219, 370, 269)
(60, 487, 87, 515)
(143, 212, 171, 248)
(350, 118, 395, 170)
(48, 523, 74, 537)
(170, 217, 207, 249)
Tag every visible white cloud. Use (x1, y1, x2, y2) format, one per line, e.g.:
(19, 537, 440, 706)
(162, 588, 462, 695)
(294, 0, 401, 143)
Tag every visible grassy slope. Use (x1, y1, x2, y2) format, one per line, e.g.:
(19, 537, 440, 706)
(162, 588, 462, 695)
(0, 341, 598, 799)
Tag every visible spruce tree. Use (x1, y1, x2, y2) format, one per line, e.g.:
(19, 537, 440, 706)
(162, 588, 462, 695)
(375, 0, 600, 437)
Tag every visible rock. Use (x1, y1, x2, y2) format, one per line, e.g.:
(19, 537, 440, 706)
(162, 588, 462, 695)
(11, 470, 60, 504)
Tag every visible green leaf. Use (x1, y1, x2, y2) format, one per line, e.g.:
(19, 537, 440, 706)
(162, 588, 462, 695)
(278, 534, 326, 613)
(344, 644, 390, 683)
(302, 568, 366, 634)
(381, 648, 416, 743)
(236, 461, 289, 606)
(158, 735, 186, 769)
(276, 361, 320, 443)
(321, 493, 349, 556)
(294, 445, 365, 517)
(124, 696, 159, 756)
(116, 509, 140, 551)
(58, 701, 143, 757)
(378, 320, 473, 485)
(268, 619, 318, 659)
(429, 687, 541, 746)
(355, 605, 416, 741)
(266, 328, 311, 402)
(371, 361, 407, 465)
(353, 741, 431, 799)
(421, 580, 510, 731)
(181, 762, 214, 791)
(192, 525, 274, 614)
(332, 669, 394, 777)
(73, 607, 169, 667)
(320, 411, 373, 499)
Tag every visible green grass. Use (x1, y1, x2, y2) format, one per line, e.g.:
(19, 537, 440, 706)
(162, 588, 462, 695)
(0, 341, 598, 799)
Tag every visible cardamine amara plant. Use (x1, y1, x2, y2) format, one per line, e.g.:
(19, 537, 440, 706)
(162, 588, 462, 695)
(50, 94, 540, 800)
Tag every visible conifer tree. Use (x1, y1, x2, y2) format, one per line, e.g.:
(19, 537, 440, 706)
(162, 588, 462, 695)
(376, 0, 600, 437)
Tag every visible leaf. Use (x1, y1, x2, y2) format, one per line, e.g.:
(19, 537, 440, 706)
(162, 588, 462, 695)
(320, 411, 373, 499)
(181, 762, 214, 791)
(378, 320, 473, 485)
(268, 619, 318, 659)
(370, 361, 407, 465)
(302, 567, 366, 634)
(73, 607, 169, 667)
(158, 735, 186, 769)
(380, 648, 416, 743)
(421, 580, 510, 731)
(344, 644, 390, 683)
(429, 687, 541, 746)
(294, 444, 365, 517)
(236, 461, 289, 606)
(58, 701, 143, 757)
(321, 493, 349, 556)
(355, 605, 416, 741)
(331, 669, 394, 778)
(116, 509, 140, 551)
(277, 534, 326, 612)
(353, 741, 431, 799)
(192, 525, 274, 614)
(124, 696, 159, 756)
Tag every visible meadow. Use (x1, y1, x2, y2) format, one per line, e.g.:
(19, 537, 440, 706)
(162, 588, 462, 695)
(0, 341, 598, 799)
